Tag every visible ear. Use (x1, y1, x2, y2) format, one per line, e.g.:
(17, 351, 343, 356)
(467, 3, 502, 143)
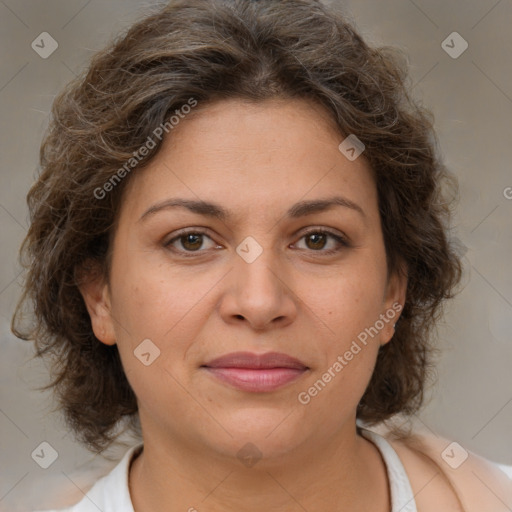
(380, 263, 407, 346)
(76, 261, 117, 346)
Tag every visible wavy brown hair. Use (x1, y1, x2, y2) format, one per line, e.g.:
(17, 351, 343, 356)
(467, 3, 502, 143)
(12, 0, 463, 453)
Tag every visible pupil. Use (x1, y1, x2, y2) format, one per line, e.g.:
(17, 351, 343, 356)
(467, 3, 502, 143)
(308, 233, 325, 250)
(183, 234, 202, 250)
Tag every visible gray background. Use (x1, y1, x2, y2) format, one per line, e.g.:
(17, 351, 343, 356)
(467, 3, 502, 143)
(1, 0, 511, 510)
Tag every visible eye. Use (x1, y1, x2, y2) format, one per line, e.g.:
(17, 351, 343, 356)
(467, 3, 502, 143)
(164, 229, 220, 255)
(293, 229, 349, 255)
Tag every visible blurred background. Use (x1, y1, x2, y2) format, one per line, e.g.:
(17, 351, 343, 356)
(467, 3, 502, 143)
(1, 0, 511, 510)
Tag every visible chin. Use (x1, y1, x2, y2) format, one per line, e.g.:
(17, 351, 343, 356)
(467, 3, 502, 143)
(205, 411, 308, 461)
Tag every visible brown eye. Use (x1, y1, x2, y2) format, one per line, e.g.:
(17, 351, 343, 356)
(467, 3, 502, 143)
(180, 233, 204, 251)
(305, 233, 328, 250)
(295, 229, 349, 255)
(165, 230, 219, 255)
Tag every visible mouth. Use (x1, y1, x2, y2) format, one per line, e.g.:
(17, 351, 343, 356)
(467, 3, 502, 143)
(201, 351, 309, 393)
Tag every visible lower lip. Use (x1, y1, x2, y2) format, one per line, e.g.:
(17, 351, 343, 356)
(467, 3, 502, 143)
(203, 367, 307, 392)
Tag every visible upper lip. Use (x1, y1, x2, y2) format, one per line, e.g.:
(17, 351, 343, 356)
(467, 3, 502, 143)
(202, 351, 308, 370)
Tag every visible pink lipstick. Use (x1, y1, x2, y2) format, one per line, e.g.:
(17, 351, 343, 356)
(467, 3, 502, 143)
(202, 351, 308, 392)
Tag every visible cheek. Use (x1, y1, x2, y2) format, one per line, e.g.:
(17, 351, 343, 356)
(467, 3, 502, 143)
(109, 249, 203, 340)
(296, 322, 379, 429)
(293, 255, 387, 410)
(298, 259, 388, 345)
(107, 263, 204, 416)
(107, 252, 226, 389)
(297, 282, 383, 420)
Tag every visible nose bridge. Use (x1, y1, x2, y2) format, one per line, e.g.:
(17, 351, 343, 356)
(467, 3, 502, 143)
(220, 235, 296, 329)
(234, 237, 283, 303)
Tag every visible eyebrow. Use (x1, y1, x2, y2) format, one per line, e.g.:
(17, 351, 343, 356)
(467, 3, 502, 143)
(138, 195, 366, 222)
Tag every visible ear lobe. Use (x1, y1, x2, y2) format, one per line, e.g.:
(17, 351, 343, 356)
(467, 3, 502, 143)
(76, 263, 116, 346)
(380, 264, 408, 345)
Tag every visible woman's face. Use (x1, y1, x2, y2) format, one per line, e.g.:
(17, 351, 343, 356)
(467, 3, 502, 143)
(82, 98, 406, 460)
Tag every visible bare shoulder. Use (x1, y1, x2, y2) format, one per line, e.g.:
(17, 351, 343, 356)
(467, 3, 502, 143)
(384, 430, 512, 512)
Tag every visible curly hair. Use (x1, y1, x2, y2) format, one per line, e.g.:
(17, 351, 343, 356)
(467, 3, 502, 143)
(12, 0, 463, 453)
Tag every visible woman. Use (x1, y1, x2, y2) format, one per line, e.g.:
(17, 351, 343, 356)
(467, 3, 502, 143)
(12, 0, 511, 510)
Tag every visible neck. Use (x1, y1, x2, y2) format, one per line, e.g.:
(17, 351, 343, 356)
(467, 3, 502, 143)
(129, 419, 390, 512)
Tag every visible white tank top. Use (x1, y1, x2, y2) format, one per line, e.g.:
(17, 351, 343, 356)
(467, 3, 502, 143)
(35, 429, 417, 512)
(360, 428, 418, 512)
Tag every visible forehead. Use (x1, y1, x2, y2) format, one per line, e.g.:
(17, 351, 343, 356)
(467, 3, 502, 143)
(119, 98, 378, 226)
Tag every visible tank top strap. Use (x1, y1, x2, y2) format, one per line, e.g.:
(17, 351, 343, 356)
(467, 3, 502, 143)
(359, 428, 418, 512)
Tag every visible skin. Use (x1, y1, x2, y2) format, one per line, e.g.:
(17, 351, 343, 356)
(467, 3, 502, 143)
(80, 97, 409, 512)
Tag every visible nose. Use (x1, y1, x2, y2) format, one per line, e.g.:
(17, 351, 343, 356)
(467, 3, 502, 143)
(218, 246, 297, 331)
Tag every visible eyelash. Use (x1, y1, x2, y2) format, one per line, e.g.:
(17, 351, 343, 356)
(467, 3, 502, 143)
(164, 228, 350, 258)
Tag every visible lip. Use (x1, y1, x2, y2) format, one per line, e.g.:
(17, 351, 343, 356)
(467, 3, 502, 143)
(201, 351, 309, 392)
(203, 351, 308, 370)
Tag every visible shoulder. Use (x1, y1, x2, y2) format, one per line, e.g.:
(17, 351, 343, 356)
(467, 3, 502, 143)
(385, 430, 512, 512)
(31, 471, 120, 512)
(31, 443, 142, 512)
